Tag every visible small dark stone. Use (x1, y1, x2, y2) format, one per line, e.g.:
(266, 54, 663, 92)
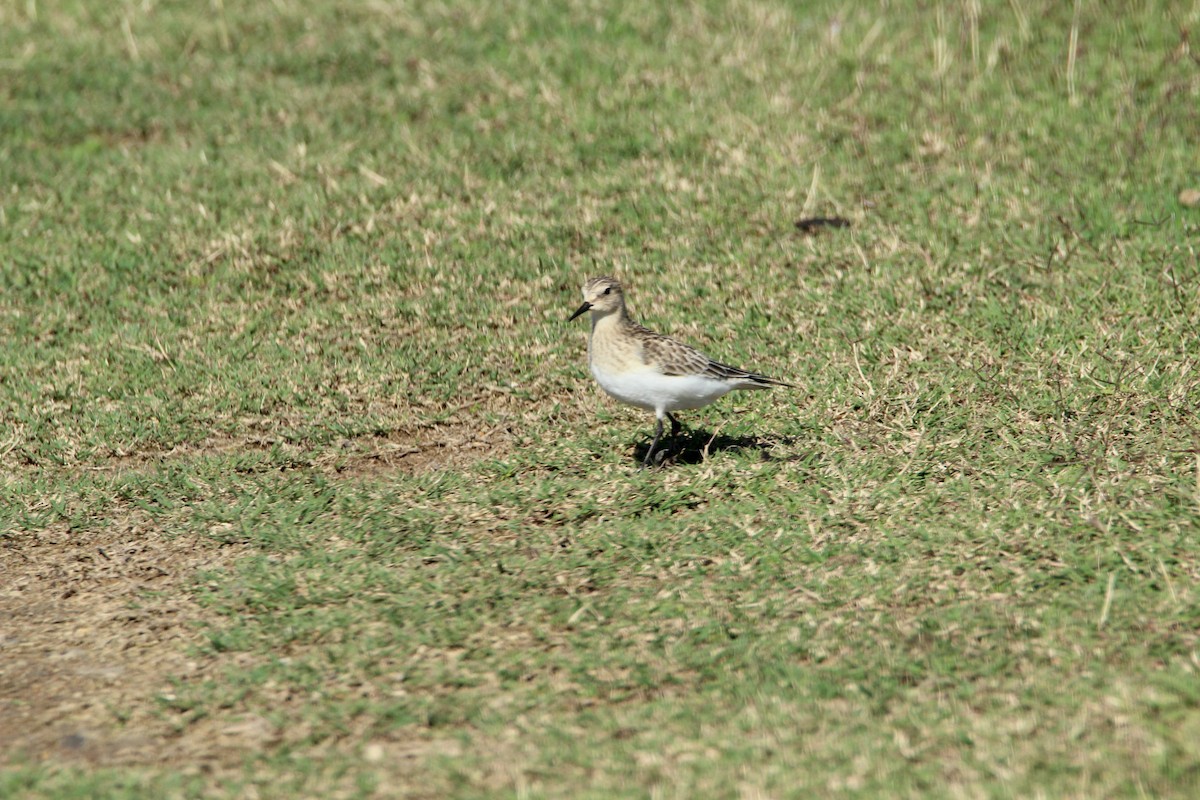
(61, 733, 87, 750)
(794, 216, 851, 234)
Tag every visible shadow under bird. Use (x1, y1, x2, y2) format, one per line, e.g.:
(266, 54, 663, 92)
(568, 276, 793, 468)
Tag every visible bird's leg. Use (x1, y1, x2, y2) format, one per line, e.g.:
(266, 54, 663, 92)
(642, 416, 665, 470)
(667, 412, 682, 438)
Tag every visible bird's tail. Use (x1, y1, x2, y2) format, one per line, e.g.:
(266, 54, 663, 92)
(734, 374, 794, 390)
(708, 359, 794, 389)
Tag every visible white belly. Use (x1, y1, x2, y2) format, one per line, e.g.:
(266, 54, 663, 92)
(590, 362, 733, 413)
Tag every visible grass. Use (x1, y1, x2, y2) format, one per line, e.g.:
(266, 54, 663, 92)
(2, 0, 1200, 797)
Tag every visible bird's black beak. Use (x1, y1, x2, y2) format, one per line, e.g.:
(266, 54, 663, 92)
(568, 302, 592, 322)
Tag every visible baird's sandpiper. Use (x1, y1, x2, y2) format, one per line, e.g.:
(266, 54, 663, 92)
(568, 276, 793, 468)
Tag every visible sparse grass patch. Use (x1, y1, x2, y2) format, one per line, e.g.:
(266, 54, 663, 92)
(3, 0, 1200, 797)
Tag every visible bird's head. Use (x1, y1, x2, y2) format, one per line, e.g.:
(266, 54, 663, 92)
(568, 276, 624, 321)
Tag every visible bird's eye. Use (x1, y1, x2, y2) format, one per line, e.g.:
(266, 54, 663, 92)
(603, 287, 612, 295)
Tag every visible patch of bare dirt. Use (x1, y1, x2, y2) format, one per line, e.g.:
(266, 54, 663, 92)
(320, 422, 513, 478)
(0, 514, 251, 768)
(17, 422, 514, 480)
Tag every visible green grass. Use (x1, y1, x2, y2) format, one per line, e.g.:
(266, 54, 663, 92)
(3, 0, 1200, 797)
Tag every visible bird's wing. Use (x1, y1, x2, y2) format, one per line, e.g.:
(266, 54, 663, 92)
(638, 326, 713, 376)
(639, 325, 792, 387)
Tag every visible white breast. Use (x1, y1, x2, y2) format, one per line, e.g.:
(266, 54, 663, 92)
(590, 362, 734, 414)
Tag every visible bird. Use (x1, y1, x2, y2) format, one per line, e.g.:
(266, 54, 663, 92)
(568, 276, 793, 468)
